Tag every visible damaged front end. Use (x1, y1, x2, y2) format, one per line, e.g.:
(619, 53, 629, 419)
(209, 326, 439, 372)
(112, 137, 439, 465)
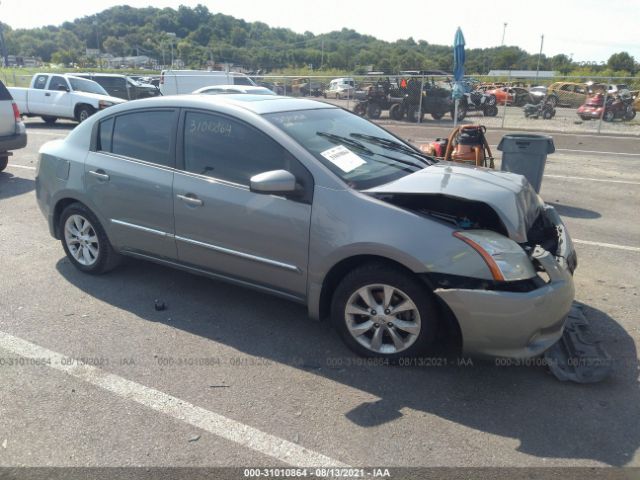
(366, 189, 577, 359)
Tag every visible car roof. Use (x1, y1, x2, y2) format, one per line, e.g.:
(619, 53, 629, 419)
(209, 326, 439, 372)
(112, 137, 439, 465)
(104, 94, 337, 115)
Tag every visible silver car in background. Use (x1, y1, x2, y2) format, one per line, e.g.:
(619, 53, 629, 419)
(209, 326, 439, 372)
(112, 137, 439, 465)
(0, 79, 27, 171)
(35, 95, 576, 359)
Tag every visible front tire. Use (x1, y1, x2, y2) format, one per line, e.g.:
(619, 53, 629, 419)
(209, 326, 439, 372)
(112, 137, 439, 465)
(59, 203, 120, 274)
(76, 105, 94, 123)
(331, 263, 438, 359)
(366, 102, 382, 119)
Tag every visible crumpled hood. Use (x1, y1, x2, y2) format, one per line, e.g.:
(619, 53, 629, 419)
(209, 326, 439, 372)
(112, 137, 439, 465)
(365, 162, 543, 243)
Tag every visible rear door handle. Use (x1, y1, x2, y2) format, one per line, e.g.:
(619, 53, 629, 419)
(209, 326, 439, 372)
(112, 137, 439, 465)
(88, 169, 110, 181)
(177, 194, 203, 207)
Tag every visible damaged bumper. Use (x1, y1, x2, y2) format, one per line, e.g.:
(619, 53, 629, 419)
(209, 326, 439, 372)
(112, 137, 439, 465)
(435, 205, 576, 358)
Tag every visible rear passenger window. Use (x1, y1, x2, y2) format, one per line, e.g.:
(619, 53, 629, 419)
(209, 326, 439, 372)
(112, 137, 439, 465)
(233, 76, 253, 86)
(48, 76, 68, 91)
(111, 110, 175, 167)
(33, 75, 48, 90)
(0, 80, 12, 100)
(183, 111, 289, 185)
(98, 117, 114, 152)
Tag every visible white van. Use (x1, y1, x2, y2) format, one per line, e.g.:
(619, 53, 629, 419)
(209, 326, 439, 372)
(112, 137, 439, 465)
(159, 70, 256, 95)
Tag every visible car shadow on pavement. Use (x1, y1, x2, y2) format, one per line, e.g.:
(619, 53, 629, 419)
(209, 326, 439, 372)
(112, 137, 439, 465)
(24, 122, 76, 131)
(548, 202, 602, 219)
(0, 172, 35, 199)
(56, 257, 639, 466)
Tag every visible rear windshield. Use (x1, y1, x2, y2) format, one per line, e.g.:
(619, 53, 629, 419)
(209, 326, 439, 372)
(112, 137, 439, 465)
(0, 80, 12, 101)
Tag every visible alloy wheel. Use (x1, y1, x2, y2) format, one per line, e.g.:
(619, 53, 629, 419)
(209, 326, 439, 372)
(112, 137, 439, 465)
(344, 283, 421, 354)
(64, 214, 100, 266)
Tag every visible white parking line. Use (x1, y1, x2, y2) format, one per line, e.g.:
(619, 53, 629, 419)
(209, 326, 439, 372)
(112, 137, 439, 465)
(573, 239, 640, 253)
(6, 164, 36, 170)
(0, 330, 348, 468)
(544, 174, 640, 185)
(555, 148, 640, 157)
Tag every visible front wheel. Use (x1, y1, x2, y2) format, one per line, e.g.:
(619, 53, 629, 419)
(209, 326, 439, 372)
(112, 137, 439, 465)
(603, 110, 615, 122)
(484, 105, 498, 117)
(59, 203, 121, 274)
(389, 103, 404, 120)
(366, 102, 382, 119)
(76, 105, 94, 123)
(546, 95, 558, 108)
(624, 107, 636, 121)
(331, 263, 438, 359)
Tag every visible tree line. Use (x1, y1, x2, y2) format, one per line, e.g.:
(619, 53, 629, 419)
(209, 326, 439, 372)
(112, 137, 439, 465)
(1, 4, 637, 77)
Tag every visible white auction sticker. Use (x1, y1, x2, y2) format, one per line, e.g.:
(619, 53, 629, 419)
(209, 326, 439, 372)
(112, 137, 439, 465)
(320, 145, 366, 173)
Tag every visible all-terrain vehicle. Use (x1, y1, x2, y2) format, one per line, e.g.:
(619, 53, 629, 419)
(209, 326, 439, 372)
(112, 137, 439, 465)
(523, 96, 557, 119)
(464, 90, 498, 116)
(399, 78, 466, 122)
(352, 78, 403, 119)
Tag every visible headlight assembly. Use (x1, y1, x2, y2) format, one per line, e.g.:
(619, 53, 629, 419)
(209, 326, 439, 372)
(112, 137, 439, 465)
(454, 230, 537, 282)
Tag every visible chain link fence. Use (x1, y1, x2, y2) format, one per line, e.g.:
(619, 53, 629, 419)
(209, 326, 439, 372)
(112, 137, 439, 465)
(2, 70, 638, 136)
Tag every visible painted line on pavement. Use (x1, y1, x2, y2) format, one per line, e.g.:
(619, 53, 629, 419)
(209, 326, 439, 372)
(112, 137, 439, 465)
(573, 239, 640, 253)
(6, 164, 36, 170)
(0, 330, 349, 468)
(544, 174, 640, 185)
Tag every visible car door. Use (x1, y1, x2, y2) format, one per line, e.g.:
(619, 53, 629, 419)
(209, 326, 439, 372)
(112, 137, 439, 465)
(44, 75, 73, 117)
(27, 74, 50, 114)
(84, 108, 179, 260)
(173, 109, 313, 298)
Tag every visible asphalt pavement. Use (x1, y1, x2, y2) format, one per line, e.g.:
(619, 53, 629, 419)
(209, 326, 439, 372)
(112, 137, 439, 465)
(0, 118, 638, 473)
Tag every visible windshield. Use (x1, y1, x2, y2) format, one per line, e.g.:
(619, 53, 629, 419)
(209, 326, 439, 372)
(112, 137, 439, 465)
(265, 108, 432, 189)
(68, 77, 109, 96)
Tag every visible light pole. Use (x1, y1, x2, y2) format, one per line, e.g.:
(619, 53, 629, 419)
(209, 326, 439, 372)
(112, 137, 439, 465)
(535, 34, 544, 82)
(166, 32, 176, 68)
(0, 1, 8, 67)
(501, 22, 508, 46)
(93, 20, 102, 69)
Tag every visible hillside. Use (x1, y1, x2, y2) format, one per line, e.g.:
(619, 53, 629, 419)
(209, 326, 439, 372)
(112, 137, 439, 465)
(0, 4, 636, 75)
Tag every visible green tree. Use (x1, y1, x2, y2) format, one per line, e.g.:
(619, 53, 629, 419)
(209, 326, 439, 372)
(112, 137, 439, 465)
(607, 52, 635, 74)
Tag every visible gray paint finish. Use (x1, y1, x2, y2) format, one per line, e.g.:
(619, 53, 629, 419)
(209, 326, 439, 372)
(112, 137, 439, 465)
(36, 95, 576, 358)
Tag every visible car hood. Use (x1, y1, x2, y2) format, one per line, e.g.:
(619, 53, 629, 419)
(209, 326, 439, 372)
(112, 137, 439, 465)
(72, 91, 126, 104)
(364, 162, 543, 243)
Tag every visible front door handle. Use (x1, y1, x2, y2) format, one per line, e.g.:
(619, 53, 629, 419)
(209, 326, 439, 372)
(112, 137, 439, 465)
(88, 169, 110, 181)
(45, 92, 51, 97)
(177, 193, 203, 207)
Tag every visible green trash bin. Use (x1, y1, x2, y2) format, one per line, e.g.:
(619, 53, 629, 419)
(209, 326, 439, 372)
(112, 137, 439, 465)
(497, 134, 555, 193)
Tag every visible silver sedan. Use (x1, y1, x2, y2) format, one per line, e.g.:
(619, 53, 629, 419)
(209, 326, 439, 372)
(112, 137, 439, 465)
(35, 94, 576, 359)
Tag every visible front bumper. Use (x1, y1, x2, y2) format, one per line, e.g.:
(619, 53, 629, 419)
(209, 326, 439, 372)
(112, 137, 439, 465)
(435, 207, 576, 358)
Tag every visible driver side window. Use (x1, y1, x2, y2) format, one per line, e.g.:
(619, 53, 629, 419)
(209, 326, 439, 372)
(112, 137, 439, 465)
(183, 111, 291, 185)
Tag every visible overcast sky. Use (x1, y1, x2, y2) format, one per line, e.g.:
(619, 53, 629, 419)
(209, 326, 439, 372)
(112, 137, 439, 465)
(1, 0, 637, 62)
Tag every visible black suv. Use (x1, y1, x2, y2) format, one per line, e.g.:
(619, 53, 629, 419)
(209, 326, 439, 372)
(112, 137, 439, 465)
(71, 74, 160, 101)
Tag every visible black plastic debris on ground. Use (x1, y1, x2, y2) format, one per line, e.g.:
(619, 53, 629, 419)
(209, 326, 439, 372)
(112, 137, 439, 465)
(544, 303, 613, 383)
(154, 299, 167, 311)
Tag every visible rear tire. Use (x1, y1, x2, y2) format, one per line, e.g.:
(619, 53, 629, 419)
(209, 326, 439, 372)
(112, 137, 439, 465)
(59, 203, 121, 274)
(0, 156, 8, 172)
(603, 110, 615, 122)
(42, 116, 57, 125)
(431, 112, 444, 120)
(484, 105, 498, 117)
(331, 263, 438, 359)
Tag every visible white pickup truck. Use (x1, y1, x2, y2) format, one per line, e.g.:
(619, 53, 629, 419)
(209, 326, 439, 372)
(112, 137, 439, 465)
(9, 73, 125, 124)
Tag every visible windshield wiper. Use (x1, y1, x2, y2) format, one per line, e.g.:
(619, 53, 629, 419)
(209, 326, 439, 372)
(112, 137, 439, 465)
(350, 133, 432, 165)
(316, 131, 373, 155)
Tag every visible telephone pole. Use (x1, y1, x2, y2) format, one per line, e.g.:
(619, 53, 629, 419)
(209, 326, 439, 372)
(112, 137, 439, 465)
(501, 23, 508, 46)
(535, 34, 544, 81)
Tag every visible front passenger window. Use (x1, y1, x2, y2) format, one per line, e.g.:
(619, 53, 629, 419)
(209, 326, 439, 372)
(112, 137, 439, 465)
(183, 111, 289, 185)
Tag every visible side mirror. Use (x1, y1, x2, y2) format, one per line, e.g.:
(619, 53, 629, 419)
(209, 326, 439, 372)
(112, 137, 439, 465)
(250, 170, 298, 196)
(57, 85, 70, 92)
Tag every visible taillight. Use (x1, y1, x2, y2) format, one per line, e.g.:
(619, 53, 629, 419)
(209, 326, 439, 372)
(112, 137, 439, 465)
(12, 102, 20, 121)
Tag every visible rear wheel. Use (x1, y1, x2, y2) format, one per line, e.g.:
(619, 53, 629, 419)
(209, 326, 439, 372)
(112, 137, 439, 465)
(41, 116, 57, 125)
(431, 112, 444, 120)
(542, 109, 553, 120)
(0, 156, 8, 172)
(331, 263, 438, 359)
(624, 107, 636, 121)
(59, 203, 121, 274)
(366, 102, 382, 119)
(484, 105, 498, 117)
(353, 103, 366, 116)
(603, 110, 615, 122)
